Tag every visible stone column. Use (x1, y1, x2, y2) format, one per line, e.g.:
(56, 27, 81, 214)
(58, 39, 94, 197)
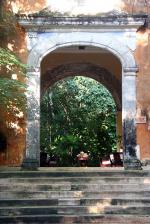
(122, 68, 142, 170)
(22, 67, 40, 169)
(116, 111, 122, 151)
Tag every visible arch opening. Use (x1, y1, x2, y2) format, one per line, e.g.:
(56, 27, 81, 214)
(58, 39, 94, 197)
(40, 44, 122, 167)
(40, 75, 120, 167)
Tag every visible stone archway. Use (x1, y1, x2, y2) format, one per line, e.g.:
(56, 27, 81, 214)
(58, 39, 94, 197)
(22, 32, 141, 170)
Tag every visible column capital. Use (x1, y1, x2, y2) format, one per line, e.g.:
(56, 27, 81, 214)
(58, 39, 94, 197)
(26, 66, 40, 73)
(123, 67, 139, 75)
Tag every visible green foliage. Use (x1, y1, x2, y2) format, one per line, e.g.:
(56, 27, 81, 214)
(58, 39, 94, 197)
(41, 76, 117, 166)
(0, 47, 26, 115)
(0, 47, 25, 70)
(0, 1, 26, 116)
(0, 77, 26, 113)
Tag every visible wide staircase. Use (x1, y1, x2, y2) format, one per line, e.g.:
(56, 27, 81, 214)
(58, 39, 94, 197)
(0, 167, 150, 223)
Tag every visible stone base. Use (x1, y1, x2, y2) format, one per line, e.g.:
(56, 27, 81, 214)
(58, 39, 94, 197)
(141, 159, 150, 166)
(124, 158, 142, 170)
(21, 158, 39, 170)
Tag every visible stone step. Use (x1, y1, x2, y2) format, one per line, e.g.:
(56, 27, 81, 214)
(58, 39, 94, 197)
(1, 176, 150, 184)
(0, 205, 150, 216)
(0, 170, 149, 178)
(0, 214, 149, 224)
(60, 198, 150, 206)
(1, 198, 150, 207)
(0, 168, 150, 223)
(0, 190, 150, 199)
(0, 199, 58, 207)
(71, 183, 150, 191)
(0, 183, 71, 191)
(0, 183, 150, 192)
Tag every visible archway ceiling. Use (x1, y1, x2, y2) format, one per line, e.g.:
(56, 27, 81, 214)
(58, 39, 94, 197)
(50, 45, 109, 54)
(41, 45, 122, 82)
(41, 62, 122, 111)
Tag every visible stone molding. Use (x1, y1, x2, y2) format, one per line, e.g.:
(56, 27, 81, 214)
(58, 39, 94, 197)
(123, 67, 139, 74)
(26, 67, 40, 73)
(146, 15, 150, 28)
(17, 15, 146, 31)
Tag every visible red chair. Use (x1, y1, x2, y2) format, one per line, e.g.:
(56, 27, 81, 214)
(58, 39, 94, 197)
(110, 152, 123, 167)
(100, 156, 112, 167)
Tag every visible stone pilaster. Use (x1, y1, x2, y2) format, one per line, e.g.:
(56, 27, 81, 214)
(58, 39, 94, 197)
(22, 67, 40, 169)
(122, 68, 142, 170)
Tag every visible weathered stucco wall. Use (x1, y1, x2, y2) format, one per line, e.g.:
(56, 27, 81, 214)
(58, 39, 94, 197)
(0, 0, 150, 166)
(0, 107, 26, 166)
(136, 28, 150, 161)
(8, 0, 150, 15)
(0, 3, 27, 166)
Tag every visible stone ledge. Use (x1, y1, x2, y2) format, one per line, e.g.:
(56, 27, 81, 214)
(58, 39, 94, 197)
(17, 14, 146, 31)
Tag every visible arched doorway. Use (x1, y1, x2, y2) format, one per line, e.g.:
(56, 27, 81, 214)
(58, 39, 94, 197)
(22, 32, 141, 170)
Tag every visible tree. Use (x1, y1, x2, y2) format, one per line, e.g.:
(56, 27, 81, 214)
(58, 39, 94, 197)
(0, 47, 26, 115)
(41, 76, 116, 166)
(0, 1, 26, 116)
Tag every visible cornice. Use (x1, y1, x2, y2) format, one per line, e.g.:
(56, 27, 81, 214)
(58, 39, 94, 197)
(17, 14, 147, 32)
